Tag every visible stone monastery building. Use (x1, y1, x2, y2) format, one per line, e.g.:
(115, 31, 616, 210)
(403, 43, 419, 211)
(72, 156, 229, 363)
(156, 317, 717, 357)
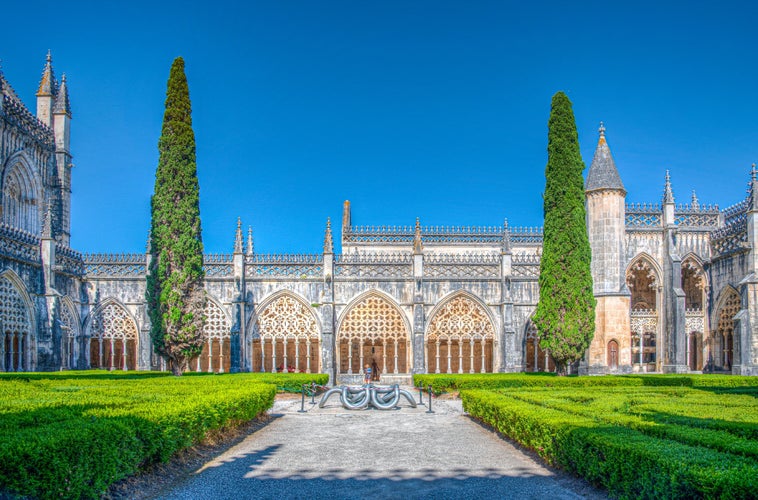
(1, 54, 757, 382)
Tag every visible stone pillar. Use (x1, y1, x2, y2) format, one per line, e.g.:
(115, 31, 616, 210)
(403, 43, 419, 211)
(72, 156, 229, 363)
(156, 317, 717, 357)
(500, 246, 516, 372)
(412, 246, 425, 374)
(321, 250, 335, 384)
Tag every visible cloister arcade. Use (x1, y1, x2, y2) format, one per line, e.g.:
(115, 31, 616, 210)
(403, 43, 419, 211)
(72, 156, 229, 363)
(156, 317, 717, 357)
(627, 256, 660, 371)
(88, 302, 139, 371)
(713, 289, 740, 371)
(682, 256, 707, 370)
(251, 293, 320, 373)
(337, 293, 409, 377)
(425, 294, 495, 374)
(524, 320, 556, 372)
(190, 299, 232, 373)
(0, 274, 34, 372)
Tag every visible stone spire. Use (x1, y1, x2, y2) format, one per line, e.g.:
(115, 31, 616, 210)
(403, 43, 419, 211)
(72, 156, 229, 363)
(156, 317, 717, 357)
(585, 122, 625, 193)
(36, 50, 57, 96)
(663, 170, 674, 204)
(323, 218, 334, 254)
(53, 73, 71, 116)
(246, 225, 254, 256)
(748, 164, 758, 211)
(234, 217, 243, 254)
(691, 190, 699, 210)
(413, 217, 423, 254)
(502, 218, 511, 253)
(41, 202, 53, 239)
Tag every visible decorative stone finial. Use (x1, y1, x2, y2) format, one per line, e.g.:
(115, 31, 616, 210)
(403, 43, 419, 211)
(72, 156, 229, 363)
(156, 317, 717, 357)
(234, 217, 243, 254)
(691, 190, 699, 210)
(41, 202, 53, 239)
(413, 217, 423, 254)
(752, 163, 757, 182)
(323, 218, 334, 254)
(46, 50, 52, 63)
(663, 170, 674, 204)
(598, 121, 605, 138)
(246, 225, 254, 256)
(53, 73, 71, 116)
(37, 50, 56, 96)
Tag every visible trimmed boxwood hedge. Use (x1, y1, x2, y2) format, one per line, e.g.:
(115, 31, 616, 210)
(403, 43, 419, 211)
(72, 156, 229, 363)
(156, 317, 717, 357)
(0, 371, 329, 499)
(462, 389, 758, 499)
(413, 373, 758, 393)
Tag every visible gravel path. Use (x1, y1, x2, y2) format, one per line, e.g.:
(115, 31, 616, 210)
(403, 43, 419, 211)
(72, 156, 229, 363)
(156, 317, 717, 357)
(156, 391, 605, 499)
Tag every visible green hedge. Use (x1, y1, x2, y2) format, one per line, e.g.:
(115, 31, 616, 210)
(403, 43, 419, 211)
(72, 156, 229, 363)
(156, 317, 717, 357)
(413, 373, 758, 393)
(0, 373, 280, 499)
(462, 389, 758, 499)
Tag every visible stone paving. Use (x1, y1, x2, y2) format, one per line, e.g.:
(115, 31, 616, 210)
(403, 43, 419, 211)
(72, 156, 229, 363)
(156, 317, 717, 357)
(156, 390, 606, 499)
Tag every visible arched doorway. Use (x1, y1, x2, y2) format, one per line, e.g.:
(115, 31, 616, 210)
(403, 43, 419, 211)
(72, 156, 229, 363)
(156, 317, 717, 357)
(89, 302, 139, 370)
(251, 294, 320, 373)
(338, 293, 410, 377)
(426, 295, 495, 374)
(607, 340, 619, 370)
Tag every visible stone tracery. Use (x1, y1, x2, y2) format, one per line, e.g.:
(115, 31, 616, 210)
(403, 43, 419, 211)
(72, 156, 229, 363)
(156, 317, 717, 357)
(252, 294, 320, 373)
(89, 303, 138, 370)
(338, 294, 409, 376)
(426, 295, 494, 373)
(192, 299, 232, 373)
(714, 290, 741, 371)
(0, 276, 33, 372)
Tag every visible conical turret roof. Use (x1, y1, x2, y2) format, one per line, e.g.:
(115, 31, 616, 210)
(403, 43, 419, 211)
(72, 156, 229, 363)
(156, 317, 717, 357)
(585, 122, 625, 193)
(36, 50, 57, 97)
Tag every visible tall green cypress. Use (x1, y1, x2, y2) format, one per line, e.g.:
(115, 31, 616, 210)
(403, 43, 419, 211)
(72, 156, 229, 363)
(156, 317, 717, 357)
(146, 57, 206, 376)
(533, 92, 595, 376)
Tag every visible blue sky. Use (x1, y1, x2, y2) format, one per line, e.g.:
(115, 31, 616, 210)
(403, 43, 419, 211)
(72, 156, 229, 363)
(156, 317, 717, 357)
(2, 1, 757, 254)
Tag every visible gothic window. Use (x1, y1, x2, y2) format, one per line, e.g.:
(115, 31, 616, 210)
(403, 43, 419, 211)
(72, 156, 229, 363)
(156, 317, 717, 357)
(714, 290, 740, 371)
(0, 276, 33, 372)
(89, 303, 138, 370)
(192, 299, 232, 373)
(426, 295, 495, 374)
(524, 320, 555, 373)
(2, 160, 40, 234)
(627, 257, 659, 370)
(337, 294, 409, 375)
(682, 258, 705, 311)
(252, 294, 320, 373)
(682, 257, 706, 370)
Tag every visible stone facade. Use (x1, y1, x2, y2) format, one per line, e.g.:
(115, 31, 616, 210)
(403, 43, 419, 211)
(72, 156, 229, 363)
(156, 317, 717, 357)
(1, 54, 756, 382)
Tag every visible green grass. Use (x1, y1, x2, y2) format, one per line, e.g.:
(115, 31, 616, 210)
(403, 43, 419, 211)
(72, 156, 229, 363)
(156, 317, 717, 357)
(0, 370, 325, 499)
(462, 384, 758, 499)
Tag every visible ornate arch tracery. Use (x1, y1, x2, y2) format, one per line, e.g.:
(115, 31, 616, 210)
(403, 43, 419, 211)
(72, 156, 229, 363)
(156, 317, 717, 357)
(89, 302, 138, 370)
(0, 275, 33, 371)
(192, 298, 232, 373)
(252, 293, 320, 373)
(338, 293, 410, 376)
(524, 319, 555, 373)
(59, 300, 80, 369)
(626, 256, 660, 370)
(682, 256, 706, 370)
(426, 295, 494, 374)
(2, 156, 41, 234)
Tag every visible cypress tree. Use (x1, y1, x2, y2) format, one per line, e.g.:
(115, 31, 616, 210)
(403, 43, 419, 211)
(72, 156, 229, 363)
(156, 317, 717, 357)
(146, 57, 206, 376)
(532, 92, 595, 376)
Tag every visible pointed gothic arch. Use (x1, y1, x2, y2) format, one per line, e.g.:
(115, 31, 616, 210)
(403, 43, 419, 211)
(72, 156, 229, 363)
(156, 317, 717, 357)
(425, 291, 495, 374)
(190, 297, 232, 373)
(250, 291, 321, 373)
(712, 286, 741, 371)
(681, 254, 707, 370)
(337, 290, 411, 376)
(626, 254, 661, 371)
(0, 270, 35, 372)
(59, 296, 81, 370)
(85, 299, 139, 371)
(1, 152, 42, 234)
